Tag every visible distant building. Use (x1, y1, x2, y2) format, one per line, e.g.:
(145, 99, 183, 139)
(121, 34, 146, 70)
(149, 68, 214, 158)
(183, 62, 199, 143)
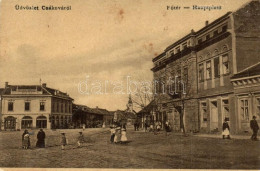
(151, 1, 260, 134)
(113, 95, 137, 125)
(72, 104, 114, 128)
(1, 82, 73, 130)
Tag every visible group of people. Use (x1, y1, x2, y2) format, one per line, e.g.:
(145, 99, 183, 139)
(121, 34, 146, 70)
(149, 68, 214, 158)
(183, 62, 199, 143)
(110, 123, 128, 144)
(22, 129, 87, 150)
(60, 132, 86, 150)
(22, 129, 46, 149)
(222, 116, 259, 141)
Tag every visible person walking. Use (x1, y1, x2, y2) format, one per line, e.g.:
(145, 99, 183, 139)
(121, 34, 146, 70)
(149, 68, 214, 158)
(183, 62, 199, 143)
(121, 124, 127, 143)
(61, 133, 67, 150)
(36, 129, 46, 148)
(77, 132, 84, 148)
(250, 116, 259, 141)
(222, 118, 231, 139)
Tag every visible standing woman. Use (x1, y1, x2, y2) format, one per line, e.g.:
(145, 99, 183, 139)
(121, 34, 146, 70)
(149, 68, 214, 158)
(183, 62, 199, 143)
(121, 124, 127, 143)
(36, 129, 46, 148)
(114, 126, 121, 144)
(222, 118, 231, 139)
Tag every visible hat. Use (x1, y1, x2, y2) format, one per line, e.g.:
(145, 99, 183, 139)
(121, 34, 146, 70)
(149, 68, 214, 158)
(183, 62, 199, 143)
(61, 133, 65, 135)
(79, 132, 82, 134)
(253, 116, 257, 119)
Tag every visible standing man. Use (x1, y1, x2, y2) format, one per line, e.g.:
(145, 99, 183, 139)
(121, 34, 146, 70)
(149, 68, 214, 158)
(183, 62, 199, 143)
(250, 116, 259, 141)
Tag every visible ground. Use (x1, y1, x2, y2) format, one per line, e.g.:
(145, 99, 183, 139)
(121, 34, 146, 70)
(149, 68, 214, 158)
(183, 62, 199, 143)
(0, 128, 259, 169)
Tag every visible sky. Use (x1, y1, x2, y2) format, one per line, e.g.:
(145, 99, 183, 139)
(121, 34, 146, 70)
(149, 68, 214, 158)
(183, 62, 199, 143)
(0, 0, 251, 111)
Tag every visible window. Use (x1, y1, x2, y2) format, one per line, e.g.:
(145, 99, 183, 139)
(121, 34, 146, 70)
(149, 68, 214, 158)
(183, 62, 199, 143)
(240, 99, 249, 121)
(206, 34, 210, 40)
(183, 67, 188, 83)
(182, 43, 187, 50)
(176, 47, 180, 53)
(61, 103, 64, 113)
(40, 102, 45, 111)
(222, 25, 227, 32)
(214, 57, 220, 78)
(69, 103, 71, 113)
(222, 99, 229, 121)
(25, 102, 30, 111)
(56, 102, 59, 112)
(8, 102, 13, 111)
(206, 61, 211, 79)
(201, 102, 207, 122)
(65, 103, 68, 113)
(222, 54, 229, 74)
(256, 98, 260, 118)
(169, 50, 174, 56)
(199, 63, 204, 82)
(213, 30, 218, 36)
(52, 103, 55, 112)
(198, 38, 202, 44)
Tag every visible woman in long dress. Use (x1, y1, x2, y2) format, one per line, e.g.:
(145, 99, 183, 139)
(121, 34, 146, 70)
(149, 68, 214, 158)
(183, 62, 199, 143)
(121, 124, 127, 143)
(114, 126, 121, 143)
(222, 118, 231, 139)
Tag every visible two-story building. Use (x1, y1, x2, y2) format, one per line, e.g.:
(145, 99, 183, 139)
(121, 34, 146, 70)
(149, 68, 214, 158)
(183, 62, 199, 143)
(1, 82, 73, 130)
(151, 0, 260, 134)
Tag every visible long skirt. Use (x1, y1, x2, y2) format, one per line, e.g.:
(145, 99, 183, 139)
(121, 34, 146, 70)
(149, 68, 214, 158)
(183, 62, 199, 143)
(114, 133, 121, 143)
(36, 139, 45, 148)
(222, 128, 230, 136)
(121, 131, 127, 142)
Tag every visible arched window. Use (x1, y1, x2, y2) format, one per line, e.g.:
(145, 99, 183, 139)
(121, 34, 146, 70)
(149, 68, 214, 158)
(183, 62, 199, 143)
(213, 49, 219, 56)
(222, 45, 228, 52)
(36, 116, 47, 128)
(4, 116, 16, 130)
(21, 116, 33, 129)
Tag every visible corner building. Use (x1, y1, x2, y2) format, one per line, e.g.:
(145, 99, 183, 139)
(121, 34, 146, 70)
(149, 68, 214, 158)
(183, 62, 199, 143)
(151, 0, 260, 134)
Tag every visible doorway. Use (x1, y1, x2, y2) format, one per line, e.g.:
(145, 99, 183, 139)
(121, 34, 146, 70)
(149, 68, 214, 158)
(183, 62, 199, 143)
(210, 101, 218, 131)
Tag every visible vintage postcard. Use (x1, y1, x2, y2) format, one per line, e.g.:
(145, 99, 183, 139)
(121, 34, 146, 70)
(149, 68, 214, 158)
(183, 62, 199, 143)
(0, 0, 259, 170)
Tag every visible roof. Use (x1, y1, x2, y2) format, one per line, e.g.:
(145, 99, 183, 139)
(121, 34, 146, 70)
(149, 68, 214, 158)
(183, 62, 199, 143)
(231, 62, 260, 79)
(73, 104, 113, 116)
(0, 88, 4, 95)
(114, 110, 137, 119)
(1, 84, 73, 100)
(137, 100, 155, 114)
(152, 12, 232, 62)
(2, 85, 50, 95)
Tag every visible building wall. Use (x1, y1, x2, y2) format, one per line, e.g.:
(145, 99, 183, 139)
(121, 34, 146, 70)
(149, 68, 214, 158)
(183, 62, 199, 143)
(233, 0, 260, 72)
(1, 96, 52, 130)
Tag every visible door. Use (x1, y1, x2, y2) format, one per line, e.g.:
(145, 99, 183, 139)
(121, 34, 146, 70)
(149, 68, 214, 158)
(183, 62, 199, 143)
(210, 101, 218, 131)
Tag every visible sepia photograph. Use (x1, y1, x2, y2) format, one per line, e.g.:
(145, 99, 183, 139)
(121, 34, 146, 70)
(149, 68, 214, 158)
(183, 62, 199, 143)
(0, 0, 259, 169)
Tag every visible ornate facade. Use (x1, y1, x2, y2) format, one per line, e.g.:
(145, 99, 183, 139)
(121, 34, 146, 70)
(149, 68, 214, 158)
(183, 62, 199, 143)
(151, 0, 260, 134)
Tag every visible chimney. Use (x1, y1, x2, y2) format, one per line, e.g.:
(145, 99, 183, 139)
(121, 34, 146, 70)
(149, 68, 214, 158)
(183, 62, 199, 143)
(205, 20, 209, 26)
(5, 82, 8, 88)
(42, 83, 47, 88)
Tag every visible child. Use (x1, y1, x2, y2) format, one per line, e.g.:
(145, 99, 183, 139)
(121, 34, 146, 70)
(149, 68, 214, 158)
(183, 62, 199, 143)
(110, 125, 116, 143)
(61, 133, 67, 150)
(77, 132, 84, 148)
(23, 133, 30, 149)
